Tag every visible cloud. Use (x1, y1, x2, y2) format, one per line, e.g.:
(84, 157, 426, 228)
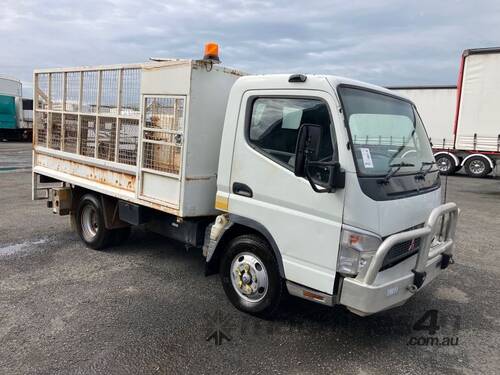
(1, 0, 499, 96)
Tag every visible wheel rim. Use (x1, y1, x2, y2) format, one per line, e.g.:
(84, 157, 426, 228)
(230, 252, 269, 303)
(436, 156, 451, 172)
(80, 204, 99, 242)
(469, 159, 486, 175)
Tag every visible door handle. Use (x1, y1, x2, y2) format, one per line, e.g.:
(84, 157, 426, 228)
(232, 182, 253, 198)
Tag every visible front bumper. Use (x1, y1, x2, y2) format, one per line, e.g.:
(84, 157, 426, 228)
(339, 202, 459, 316)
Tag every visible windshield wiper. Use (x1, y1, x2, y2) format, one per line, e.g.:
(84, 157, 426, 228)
(380, 162, 415, 184)
(417, 161, 436, 178)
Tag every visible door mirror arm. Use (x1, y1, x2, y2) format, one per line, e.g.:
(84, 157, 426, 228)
(304, 159, 345, 193)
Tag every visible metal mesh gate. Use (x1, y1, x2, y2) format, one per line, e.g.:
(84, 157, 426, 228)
(141, 96, 185, 176)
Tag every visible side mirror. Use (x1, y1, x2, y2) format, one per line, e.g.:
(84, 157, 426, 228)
(294, 123, 322, 177)
(294, 123, 345, 193)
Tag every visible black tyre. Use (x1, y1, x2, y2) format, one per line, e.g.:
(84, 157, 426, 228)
(75, 194, 113, 250)
(464, 156, 492, 178)
(435, 154, 456, 175)
(220, 234, 283, 318)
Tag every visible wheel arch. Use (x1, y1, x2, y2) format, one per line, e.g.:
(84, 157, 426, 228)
(205, 214, 285, 277)
(71, 187, 127, 230)
(434, 151, 460, 166)
(461, 153, 495, 168)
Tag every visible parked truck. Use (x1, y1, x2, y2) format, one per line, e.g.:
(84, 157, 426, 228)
(32, 44, 458, 317)
(0, 75, 33, 141)
(390, 47, 500, 177)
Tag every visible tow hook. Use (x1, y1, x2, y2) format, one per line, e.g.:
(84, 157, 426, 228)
(411, 269, 427, 289)
(407, 284, 418, 294)
(440, 253, 454, 269)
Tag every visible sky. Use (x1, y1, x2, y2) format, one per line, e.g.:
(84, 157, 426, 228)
(2, 0, 500, 97)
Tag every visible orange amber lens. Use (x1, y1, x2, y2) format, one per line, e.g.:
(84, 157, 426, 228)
(204, 42, 219, 58)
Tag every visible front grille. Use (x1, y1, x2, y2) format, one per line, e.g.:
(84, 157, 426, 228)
(381, 238, 421, 271)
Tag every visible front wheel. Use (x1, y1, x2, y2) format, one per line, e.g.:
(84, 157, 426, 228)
(220, 235, 283, 318)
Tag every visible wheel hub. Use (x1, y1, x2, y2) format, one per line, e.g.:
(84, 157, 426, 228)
(230, 252, 269, 302)
(241, 272, 252, 285)
(81, 204, 98, 242)
(470, 160, 485, 174)
(437, 157, 451, 172)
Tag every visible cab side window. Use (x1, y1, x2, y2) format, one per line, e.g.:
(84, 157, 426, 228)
(248, 97, 334, 169)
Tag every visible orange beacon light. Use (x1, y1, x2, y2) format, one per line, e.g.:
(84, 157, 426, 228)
(203, 42, 220, 63)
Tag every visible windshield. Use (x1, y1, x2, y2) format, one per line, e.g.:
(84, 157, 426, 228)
(338, 86, 435, 177)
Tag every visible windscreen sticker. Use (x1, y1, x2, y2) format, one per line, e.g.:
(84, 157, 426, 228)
(360, 147, 374, 168)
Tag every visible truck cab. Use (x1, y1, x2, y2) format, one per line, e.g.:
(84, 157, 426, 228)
(206, 74, 458, 316)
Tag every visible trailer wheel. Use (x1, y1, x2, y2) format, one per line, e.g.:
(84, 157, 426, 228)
(76, 194, 113, 250)
(220, 234, 283, 318)
(435, 154, 456, 175)
(464, 156, 492, 178)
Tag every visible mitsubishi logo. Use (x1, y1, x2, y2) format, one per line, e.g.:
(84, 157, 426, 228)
(408, 239, 417, 252)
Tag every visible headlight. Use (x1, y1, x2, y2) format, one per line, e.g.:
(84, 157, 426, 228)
(337, 227, 382, 277)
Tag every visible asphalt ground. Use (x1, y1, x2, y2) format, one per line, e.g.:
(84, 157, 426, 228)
(0, 142, 499, 374)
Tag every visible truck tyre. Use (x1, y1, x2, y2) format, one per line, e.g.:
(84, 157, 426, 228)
(464, 156, 492, 178)
(75, 194, 113, 250)
(220, 234, 283, 318)
(435, 154, 456, 175)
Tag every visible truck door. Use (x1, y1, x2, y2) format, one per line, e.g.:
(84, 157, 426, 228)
(228, 90, 345, 294)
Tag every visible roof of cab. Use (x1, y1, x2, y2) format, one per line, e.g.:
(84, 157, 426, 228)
(233, 73, 412, 102)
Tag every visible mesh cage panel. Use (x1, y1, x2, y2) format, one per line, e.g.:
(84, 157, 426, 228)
(63, 114, 78, 153)
(35, 111, 48, 146)
(97, 117, 116, 161)
(100, 70, 119, 114)
(118, 119, 139, 165)
(142, 96, 184, 175)
(80, 116, 96, 157)
(121, 69, 141, 116)
(37, 74, 49, 110)
(142, 143, 182, 174)
(34, 67, 142, 167)
(49, 113, 62, 150)
(82, 71, 98, 113)
(65, 72, 80, 112)
(144, 97, 184, 132)
(50, 73, 64, 110)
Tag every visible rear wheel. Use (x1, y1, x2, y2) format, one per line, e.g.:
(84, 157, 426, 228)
(464, 156, 492, 178)
(220, 235, 283, 318)
(76, 194, 113, 250)
(435, 154, 456, 175)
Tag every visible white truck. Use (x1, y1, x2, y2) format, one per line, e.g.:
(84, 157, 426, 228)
(32, 44, 458, 317)
(390, 47, 500, 177)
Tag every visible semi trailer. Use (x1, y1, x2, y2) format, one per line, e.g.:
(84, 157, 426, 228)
(390, 47, 500, 177)
(0, 75, 33, 141)
(32, 44, 458, 317)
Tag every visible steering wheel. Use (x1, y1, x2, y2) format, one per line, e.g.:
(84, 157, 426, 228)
(401, 149, 417, 159)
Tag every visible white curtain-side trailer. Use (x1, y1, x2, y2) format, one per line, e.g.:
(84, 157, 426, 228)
(388, 86, 457, 149)
(391, 47, 500, 177)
